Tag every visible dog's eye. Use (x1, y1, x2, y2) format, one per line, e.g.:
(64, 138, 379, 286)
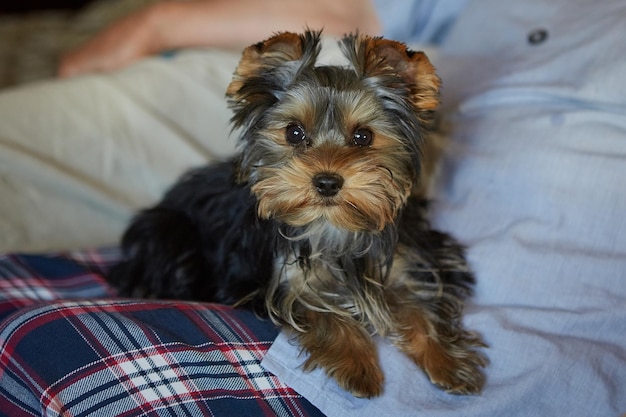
(353, 128, 373, 147)
(285, 124, 307, 145)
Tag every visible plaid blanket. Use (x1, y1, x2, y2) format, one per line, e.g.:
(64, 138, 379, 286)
(0, 249, 323, 417)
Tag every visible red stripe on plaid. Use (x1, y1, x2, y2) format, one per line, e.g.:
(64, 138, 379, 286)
(0, 298, 324, 417)
(0, 249, 323, 416)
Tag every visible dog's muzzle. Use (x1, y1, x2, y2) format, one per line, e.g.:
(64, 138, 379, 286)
(312, 173, 344, 197)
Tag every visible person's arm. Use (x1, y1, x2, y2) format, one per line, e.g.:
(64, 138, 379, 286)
(58, 0, 381, 78)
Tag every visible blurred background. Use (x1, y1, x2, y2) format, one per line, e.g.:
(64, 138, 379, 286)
(0, 0, 155, 88)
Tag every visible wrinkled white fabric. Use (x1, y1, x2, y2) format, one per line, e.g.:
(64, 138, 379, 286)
(0, 49, 239, 252)
(262, 1, 626, 416)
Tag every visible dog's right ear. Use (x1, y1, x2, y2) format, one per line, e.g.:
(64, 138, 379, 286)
(227, 31, 321, 184)
(226, 30, 321, 103)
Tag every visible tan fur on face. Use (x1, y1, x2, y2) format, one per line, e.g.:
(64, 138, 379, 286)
(248, 84, 417, 232)
(251, 143, 412, 231)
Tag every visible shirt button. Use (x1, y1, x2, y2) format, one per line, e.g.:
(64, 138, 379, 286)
(528, 29, 549, 45)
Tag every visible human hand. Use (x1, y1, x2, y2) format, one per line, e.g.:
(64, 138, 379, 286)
(58, 4, 160, 78)
(57, 0, 381, 78)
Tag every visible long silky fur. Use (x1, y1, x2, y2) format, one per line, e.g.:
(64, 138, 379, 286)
(108, 30, 486, 398)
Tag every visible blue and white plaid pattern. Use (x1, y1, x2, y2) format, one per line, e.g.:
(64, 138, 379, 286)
(0, 248, 119, 321)
(0, 250, 323, 417)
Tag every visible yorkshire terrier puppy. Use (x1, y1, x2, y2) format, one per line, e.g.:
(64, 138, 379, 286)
(108, 30, 487, 398)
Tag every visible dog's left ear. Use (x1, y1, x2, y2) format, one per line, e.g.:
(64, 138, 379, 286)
(342, 35, 440, 111)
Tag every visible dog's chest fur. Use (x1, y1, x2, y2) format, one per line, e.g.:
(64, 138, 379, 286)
(268, 221, 399, 334)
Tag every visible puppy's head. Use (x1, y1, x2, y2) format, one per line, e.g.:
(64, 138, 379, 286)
(226, 30, 440, 232)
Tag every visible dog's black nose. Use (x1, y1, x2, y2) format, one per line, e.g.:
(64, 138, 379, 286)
(312, 173, 344, 197)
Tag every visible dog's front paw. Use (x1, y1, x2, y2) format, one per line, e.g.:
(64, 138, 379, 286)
(335, 360, 385, 398)
(424, 345, 488, 395)
(296, 312, 385, 398)
(417, 330, 488, 395)
(304, 352, 384, 398)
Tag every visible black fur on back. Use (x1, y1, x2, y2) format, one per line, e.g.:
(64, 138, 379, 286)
(108, 161, 276, 314)
(109, 164, 475, 322)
